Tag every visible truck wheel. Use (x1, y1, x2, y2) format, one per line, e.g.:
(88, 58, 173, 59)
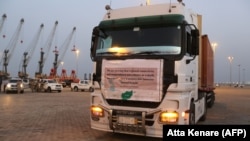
(207, 92, 215, 108)
(47, 87, 52, 93)
(89, 87, 94, 92)
(74, 87, 78, 92)
(189, 102, 195, 125)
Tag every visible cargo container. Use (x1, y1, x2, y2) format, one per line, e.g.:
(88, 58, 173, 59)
(200, 34, 215, 107)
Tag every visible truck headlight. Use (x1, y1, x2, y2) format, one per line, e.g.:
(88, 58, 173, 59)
(159, 111, 178, 123)
(91, 106, 104, 117)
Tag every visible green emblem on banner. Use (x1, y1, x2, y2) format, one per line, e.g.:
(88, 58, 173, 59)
(121, 91, 133, 100)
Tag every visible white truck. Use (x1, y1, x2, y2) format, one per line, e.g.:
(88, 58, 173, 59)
(5, 77, 25, 93)
(71, 80, 94, 92)
(89, 1, 215, 138)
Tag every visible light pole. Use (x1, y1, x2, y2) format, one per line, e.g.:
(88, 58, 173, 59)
(242, 68, 245, 85)
(211, 42, 218, 82)
(228, 56, 233, 86)
(238, 64, 241, 85)
(75, 49, 79, 77)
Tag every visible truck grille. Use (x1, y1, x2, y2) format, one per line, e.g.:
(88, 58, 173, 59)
(110, 110, 146, 135)
(106, 99, 160, 108)
(109, 110, 155, 135)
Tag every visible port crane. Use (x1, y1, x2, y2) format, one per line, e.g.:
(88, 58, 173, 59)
(50, 26, 76, 78)
(19, 23, 44, 78)
(0, 18, 24, 77)
(35, 21, 58, 78)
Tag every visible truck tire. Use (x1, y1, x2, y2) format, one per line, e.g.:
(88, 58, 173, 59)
(89, 87, 94, 92)
(189, 102, 195, 125)
(47, 87, 52, 93)
(74, 86, 78, 92)
(207, 91, 215, 108)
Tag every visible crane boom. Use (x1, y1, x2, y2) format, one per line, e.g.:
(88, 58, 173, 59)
(36, 21, 58, 77)
(1, 18, 24, 76)
(0, 14, 7, 34)
(51, 27, 76, 77)
(19, 23, 44, 78)
(57, 27, 76, 67)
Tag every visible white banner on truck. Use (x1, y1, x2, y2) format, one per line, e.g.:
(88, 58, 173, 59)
(102, 59, 163, 102)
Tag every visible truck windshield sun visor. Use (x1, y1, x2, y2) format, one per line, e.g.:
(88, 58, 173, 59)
(99, 15, 185, 28)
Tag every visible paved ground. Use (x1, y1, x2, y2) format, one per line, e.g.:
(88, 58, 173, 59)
(200, 87, 250, 124)
(0, 91, 90, 141)
(0, 87, 249, 141)
(0, 88, 160, 141)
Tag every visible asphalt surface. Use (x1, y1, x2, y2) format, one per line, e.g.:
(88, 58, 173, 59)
(199, 86, 250, 124)
(0, 87, 249, 141)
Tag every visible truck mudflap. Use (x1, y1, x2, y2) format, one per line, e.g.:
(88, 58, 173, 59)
(109, 110, 146, 135)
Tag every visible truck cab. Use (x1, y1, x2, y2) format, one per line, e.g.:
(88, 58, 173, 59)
(89, 2, 215, 138)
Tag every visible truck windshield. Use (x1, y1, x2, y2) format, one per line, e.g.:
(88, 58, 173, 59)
(96, 25, 181, 56)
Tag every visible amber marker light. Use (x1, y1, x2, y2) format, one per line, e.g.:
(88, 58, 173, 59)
(91, 106, 104, 117)
(159, 111, 178, 123)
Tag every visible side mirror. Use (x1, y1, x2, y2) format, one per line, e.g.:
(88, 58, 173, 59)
(90, 26, 99, 61)
(191, 29, 200, 55)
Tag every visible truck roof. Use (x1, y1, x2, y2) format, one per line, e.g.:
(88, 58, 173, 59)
(102, 3, 198, 26)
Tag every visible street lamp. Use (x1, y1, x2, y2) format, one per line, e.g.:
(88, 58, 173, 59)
(211, 42, 218, 53)
(60, 61, 64, 78)
(228, 56, 233, 86)
(61, 61, 64, 69)
(75, 49, 80, 77)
